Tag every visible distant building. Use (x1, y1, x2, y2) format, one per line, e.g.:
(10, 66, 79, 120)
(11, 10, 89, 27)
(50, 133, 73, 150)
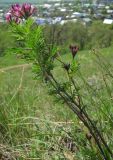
(36, 18, 47, 25)
(93, 0, 113, 4)
(98, 4, 105, 8)
(103, 18, 113, 24)
(107, 9, 113, 14)
(72, 12, 83, 18)
(93, 13, 104, 19)
(72, 12, 89, 18)
(52, 17, 62, 24)
(0, 9, 3, 12)
(82, 17, 92, 25)
(43, 4, 52, 9)
(60, 19, 77, 25)
(59, 8, 66, 12)
(54, 3, 60, 7)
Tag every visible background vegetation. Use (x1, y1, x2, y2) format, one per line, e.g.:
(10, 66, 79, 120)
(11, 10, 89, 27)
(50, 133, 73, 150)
(0, 20, 113, 159)
(1, 21, 113, 57)
(44, 21, 113, 51)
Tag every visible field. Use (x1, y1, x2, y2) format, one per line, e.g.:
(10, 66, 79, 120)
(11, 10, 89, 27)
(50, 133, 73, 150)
(0, 47, 113, 159)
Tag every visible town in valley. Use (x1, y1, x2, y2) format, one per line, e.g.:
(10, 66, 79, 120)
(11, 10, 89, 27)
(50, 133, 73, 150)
(1, 0, 113, 25)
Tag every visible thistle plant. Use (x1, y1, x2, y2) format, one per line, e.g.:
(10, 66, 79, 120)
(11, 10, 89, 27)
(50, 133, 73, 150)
(6, 3, 113, 160)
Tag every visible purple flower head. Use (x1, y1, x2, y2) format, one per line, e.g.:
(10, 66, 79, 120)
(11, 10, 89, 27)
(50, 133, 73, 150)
(11, 4, 21, 12)
(11, 4, 22, 17)
(22, 3, 36, 19)
(5, 12, 12, 22)
(5, 10, 21, 24)
(5, 3, 37, 24)
(22, 3, 31, 12)
(30, 5, 36, 15)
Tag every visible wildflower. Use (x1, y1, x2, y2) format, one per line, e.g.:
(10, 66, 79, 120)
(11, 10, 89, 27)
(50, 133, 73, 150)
(21, 3, 36, 19)
(5, 3, 37, 23)
(69, 45, 79, 59)
(11, 4, 21, 12)
(11, 4, 22, 17)
(5, 12, 12, 22)
(5, 12, 21, 24)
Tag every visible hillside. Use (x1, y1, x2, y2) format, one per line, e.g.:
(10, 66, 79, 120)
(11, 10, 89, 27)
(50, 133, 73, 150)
(0, 46, 113, 159)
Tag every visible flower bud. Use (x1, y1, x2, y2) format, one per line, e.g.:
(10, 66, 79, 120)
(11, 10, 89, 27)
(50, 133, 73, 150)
(69, 45, 79, 59)
(63, 63, 70, 71)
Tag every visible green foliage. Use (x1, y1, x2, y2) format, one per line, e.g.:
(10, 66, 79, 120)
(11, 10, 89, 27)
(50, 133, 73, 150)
(10, 19, 61, 81)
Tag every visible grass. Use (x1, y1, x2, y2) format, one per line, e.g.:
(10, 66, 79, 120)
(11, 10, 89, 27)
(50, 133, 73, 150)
(0, 46, 113, 159)
(0, 54, 25, 68)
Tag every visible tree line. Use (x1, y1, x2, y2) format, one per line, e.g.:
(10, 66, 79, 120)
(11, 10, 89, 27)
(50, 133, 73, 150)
(0, 21, 113, 56)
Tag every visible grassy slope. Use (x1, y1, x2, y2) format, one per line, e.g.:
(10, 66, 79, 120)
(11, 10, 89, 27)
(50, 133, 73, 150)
(0, 54, 25, 68)
(0, 46, 113, 159)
